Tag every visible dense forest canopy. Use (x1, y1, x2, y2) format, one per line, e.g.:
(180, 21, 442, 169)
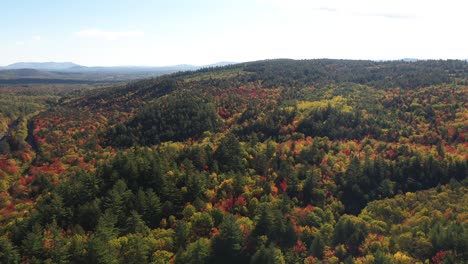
(108, 91, 221, 146)
(0, 59, 466, 263)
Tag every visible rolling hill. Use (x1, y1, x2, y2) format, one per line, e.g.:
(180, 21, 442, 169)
(0, 59, 466, 263)
(0, 61, 238, 84)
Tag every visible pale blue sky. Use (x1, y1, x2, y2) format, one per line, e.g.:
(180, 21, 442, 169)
(1, 0, 467, 66)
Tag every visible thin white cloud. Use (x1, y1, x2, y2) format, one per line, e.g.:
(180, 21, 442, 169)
(260, 0, 420, 19)
(354, 12, 417, 19)
(73, 29, 144, 39)
(15, 35, 42, 46)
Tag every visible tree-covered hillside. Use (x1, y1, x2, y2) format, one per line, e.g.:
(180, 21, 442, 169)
(0, 59, 466, 263)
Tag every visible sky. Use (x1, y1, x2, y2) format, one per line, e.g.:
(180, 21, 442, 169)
(1, 0, 467, 66)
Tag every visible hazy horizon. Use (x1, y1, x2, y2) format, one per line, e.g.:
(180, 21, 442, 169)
(2, 57, 468, 69)
(0, 61, 237, 68)
(2, 0, 467, 66)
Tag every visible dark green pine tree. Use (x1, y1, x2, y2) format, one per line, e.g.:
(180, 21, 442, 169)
(281, 218, 297, 248)
(124, 211, 149, 235)
(211, 215, 245, 263)
(333, 214, 368, 256)
(250, 243, 285, 264)
(0, 235, 20, 264)
(252, 206, 275, 239)
(174, 220, 190, 250)
(309, 234, 325, 259)
(176, 238, 211, 264)
(86, 211, 119, 263)
(340, 156, 368, 214)
(213, 133, 245, 172)
(143, 189, 162, 228)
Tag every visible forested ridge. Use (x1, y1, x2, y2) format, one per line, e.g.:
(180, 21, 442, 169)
(0, 59, 467, 263)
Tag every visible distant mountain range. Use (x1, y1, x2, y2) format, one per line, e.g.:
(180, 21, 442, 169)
(400, 58, 419, 62)
(3, 62, 81, 71)
(400, 58, 468, 62)
(0, 61, 237, 84)
(0, 61, 235, 72)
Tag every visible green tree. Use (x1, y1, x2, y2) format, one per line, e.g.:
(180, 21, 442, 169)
(339, 156, 368, 214)
(85, 211, 119, 263)
(251, 243, 285, 264)
(142, 189, 162, 228)
(213, 133, 245, 172)
(21, 223, 45, 261)
(174, 220, 190, 250)
(118, 234, 151, 264)
(333, 214, 368, 256)
(309, 234, 325, 259)
(211, 215, 245, 263)
(103, 180, 133, 227)
(176, 238, 211, 264)
(0, 235, 20, 264)
(252, 205, 275, 239)
(191, 212, 214, 237)
(125, 211, 150, 235)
